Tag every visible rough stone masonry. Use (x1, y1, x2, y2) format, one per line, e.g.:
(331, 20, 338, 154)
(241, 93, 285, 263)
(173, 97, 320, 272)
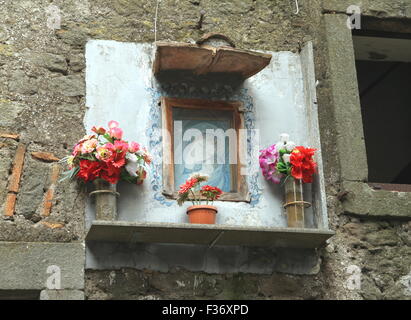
(0, 0, 410, 300)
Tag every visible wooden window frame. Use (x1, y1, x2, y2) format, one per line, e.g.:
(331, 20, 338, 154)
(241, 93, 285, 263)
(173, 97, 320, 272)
(161, 97, 250, 202)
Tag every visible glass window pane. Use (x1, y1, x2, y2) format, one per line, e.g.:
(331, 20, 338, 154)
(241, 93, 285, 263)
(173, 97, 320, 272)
(172, 107, 236, 192)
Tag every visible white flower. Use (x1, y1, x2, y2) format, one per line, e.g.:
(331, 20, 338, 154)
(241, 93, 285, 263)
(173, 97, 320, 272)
(283, 153, 291, 163)
(125, 153, 138, 177)
(279, 133, 289, 143)
(276, 141, 286, 150)
(126, 153, 137, 162)
(285, 141, 296, 152)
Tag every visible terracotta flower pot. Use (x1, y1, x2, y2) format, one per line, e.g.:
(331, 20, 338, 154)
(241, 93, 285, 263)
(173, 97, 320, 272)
(186, 205, 217, 224)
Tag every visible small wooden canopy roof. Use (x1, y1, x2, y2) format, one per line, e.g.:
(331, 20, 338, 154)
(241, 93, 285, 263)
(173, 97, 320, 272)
(153, 39, 272, 80)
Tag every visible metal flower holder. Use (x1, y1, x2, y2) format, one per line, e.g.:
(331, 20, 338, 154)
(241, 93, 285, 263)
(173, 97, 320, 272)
(90, 179, 119, 221)
(283, 177, 311, 228)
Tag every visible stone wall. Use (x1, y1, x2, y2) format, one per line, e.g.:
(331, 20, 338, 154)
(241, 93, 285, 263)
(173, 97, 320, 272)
(316, 1, 411, 300)
(0, 0, 410, 300)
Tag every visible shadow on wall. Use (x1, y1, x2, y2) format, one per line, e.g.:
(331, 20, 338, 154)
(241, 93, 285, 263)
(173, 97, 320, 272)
(86, 241, 320, 275)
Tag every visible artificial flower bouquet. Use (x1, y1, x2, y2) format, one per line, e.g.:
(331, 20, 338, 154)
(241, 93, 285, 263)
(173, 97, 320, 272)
(259, 133, 317, 185)
(177, 173, 223, 224)
(62, 120, 152, 185)
(259, 133, 317, 228)
(177, 173, 223, 206)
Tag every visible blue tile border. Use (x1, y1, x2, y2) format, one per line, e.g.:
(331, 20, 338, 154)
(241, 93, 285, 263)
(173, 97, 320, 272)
(146, 81, 262, 207)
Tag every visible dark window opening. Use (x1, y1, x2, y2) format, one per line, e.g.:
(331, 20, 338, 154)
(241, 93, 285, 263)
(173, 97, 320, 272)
(353, 33, 411, 185)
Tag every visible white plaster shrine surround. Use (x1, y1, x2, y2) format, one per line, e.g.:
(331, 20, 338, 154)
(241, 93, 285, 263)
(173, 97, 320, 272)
(84, 39, 327, 230)
(84, 40, 328, 274)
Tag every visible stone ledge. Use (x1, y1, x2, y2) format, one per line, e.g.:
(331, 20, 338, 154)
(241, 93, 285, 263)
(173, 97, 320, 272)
(86, 221, 334, 249)
(40, 289, 84, 300)
(0, 242, 85, 290)
(342, 181, 411, 219)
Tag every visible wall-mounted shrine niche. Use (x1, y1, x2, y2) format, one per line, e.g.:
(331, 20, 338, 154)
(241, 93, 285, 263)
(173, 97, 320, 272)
(84, 36, 334, 254)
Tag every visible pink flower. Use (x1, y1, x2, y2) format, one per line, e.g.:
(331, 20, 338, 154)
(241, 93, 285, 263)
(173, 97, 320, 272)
(81, 138, 98, 154)
(72, 143, 82, 156)
(101, 143, 115, 160)
(259, 144, 282, 184)
(114, 140, 129, 153)
(129, 141, 140, 153)
(108, 120, 119, 129)
(91, 126, 106, 135)
(78, 134, 95, 144)
(95, 146, 113, 161)
(108, 127, 123, 140)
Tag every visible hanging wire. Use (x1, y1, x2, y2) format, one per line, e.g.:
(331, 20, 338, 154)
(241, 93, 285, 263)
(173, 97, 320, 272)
(154, 0, 161, 42)
(151, 0, 162, 88)
(294, 0, 299, 14)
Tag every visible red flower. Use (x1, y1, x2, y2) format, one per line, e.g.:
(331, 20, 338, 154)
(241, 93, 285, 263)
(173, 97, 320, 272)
(102, 142, 128, 168)
(290, 146, 317, 183)
(77, 160, 102, 182)
(91, 126, 106, 135)
(178, 178, 198, 194)
(76, 159, 122, 184)
(200, 185, 223, 200)
(99, 161, 122, 184)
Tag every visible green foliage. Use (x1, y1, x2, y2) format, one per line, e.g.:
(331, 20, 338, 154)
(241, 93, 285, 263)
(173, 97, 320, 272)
(103, 133, 114, 143)
(278, 148, 287, 156)
(59, 166, 80, 182)
(79, 153, 96, 161)
(177, 191, 189, 206)
(276, 160, 291, 175)
(120, 169, 138, 184)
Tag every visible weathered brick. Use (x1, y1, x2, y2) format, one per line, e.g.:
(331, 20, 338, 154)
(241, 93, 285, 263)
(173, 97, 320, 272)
(42, 189, 54, 217)
(31, 151, 60, 162)
(7, 143, 26, 194)
(42, 163, 60, 217)
(4, 193, 17, 217)
(0, 132, 19, 140)
(41, 221, 65, 229)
